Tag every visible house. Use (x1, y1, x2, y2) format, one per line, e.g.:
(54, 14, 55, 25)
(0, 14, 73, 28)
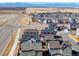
(69, 18, 78, 30)
(21, 29, 40, 42)
(40, 34, 63, 45)
(40, 28, 56, 37)
(48, 41, 62, 56)
(21, 41, 42, 56)
(20, 29, 43, 56)
(40, 19, 57, 36)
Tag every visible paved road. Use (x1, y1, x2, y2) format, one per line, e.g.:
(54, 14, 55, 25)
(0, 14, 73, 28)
(0, 14, 24, 55)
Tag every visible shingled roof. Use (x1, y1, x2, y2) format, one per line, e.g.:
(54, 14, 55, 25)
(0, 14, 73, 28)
(48, 41, 61, 49)
(21, 42, 42, 51)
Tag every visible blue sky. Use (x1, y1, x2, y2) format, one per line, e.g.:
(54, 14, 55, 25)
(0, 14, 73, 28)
(0, 2, 79, 7)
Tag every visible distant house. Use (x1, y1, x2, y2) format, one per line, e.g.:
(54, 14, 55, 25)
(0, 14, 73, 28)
(46, 20, 57, 30)
(69, 18, 78, 30)
(49, 22, 57, 30)
(48, 41, 62, 56)
(40, 28, 56, 37)
(40, 20, 57, 37)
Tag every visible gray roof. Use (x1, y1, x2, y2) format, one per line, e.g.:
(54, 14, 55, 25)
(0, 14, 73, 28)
(34, 43, 42, 50)
(21, 42, 42, 51)
(43, 35, 62, 41)
(44, 35, 54, 41)
(21, 29, 40, 41)
(48, 41, 61, 49)
(21, 41, 31, 51)
(21, 34, 40, 41)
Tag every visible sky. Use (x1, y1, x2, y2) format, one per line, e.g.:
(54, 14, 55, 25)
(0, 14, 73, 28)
(0, 2, 79, 7)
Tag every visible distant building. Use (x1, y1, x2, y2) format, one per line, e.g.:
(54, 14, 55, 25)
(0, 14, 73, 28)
(40, 26, 57, 37)
(69, 18, 78, 30)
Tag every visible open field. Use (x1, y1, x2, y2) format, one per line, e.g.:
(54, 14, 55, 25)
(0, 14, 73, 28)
(26, 8, 79, 13)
